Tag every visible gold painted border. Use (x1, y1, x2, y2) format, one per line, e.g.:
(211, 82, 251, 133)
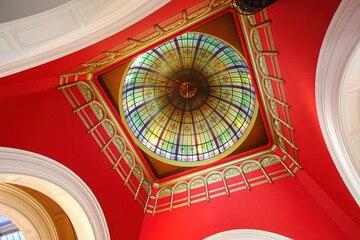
(56, 0, 300, 215)
(118, 32, 259, 167)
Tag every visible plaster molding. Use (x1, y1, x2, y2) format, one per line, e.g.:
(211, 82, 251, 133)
(0, 184, 58, 240)
(0, 147, 110, 240)
(0, 0, 170, 77)
(204, 229, 292, 240)
(315, 0, 360, 206)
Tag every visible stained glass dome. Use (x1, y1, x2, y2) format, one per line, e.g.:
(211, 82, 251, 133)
(121, 33, 256, 165)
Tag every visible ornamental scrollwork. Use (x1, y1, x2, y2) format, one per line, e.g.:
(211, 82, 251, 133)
(103, 121, 115, 137)
(260, 155, 280, 167)
(190, 178, 205, 188)
(158, 188, 172, 199)
(174, 183, 188, 193)
(224, 168, 241, 178)
(242, 162, 259, 172)
(124, 152, 134, 167)
(142, 180, 151, 194)
(207, 173, 222, 184)
(77, 82, 92, 101)
(114, 138, 125, 153)
(264, 79, 274, 97)
(91, 103, 104, 120)
(133, 167, 143, 181)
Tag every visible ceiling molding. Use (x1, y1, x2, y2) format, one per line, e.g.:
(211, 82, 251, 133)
(0, 184, 58, 240)
(0, 147, 110, 240)
(315, 0, 360, 206)
(0, 0, 170, 77)
(204, 229, 292, 240)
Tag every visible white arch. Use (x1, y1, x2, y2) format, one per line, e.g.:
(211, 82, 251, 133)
(0, 183, 58, 240)
(0, 147, 110, 240)
(315, 0, 360, 206)
(204, 229, 292, 240)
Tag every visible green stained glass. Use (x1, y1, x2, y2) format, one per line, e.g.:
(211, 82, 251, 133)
(122, 33, 256, 163)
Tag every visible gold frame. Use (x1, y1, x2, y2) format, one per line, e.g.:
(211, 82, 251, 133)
(117, 33, 260, 167)
(57, 0, 300, 215)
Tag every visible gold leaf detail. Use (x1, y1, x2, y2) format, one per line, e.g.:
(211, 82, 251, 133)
(261, 156, 280, 167)
(224, 168, 240, 178)
(114, 138, 125, 153)
(264, 79, 274, 97)
(158, 188, 172, 199)
(269, 100, 279, 117)
(190, 179, 205, 188)
(103, 121, 115, 136)
(77, 83, 92, 101)
(259, 56, 269, 75)
(242, 162, 259, 173)
(174, 183, 188, 193)
(133, 167, 142, 181)
(252, 32, 263, 52)
(207, 173, 222, 184)
(91, 104, 104, 120)
(124, 152, 134, 167)
(279, 137, 287, 152)
(143, 181, 151, 194)
(247, 15, 256, 26)
(274, 119, 283, 133)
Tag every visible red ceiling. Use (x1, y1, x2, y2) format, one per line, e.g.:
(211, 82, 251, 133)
(0, 0, 359, 239)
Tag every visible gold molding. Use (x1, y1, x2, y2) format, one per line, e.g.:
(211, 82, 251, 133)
(60, 0, 233, 78)
(117, 38, 260, 167)
(57, 0, 300, 215)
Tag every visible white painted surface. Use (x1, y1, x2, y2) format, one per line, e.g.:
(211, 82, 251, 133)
(0, 0, 170, 77)
(315, 0, 360, 206)
(0, 0, 71, 23)
(204, 229, 292, 240)
(0, 184, 58, 240)
(0, 147, 110, 240)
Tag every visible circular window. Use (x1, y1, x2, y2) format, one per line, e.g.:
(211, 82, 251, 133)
(121, 33, 256, 165)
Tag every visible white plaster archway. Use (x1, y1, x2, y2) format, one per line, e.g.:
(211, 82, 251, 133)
(315, 0, 360, 206)
(204, 229, 292, 240)
(0, 147, 110, 240)
(0, 183, 58, 240)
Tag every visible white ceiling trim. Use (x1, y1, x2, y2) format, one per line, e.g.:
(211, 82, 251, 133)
(0, 147, 110, 240)
(316, 0, 360, 206)
(204, 229, 292, 240)
(0, 0, 170, 77)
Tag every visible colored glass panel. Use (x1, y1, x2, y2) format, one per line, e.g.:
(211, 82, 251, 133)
(122, 33, 256, 162)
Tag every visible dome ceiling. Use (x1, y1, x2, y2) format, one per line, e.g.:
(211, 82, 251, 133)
(121, 33, 256, 165)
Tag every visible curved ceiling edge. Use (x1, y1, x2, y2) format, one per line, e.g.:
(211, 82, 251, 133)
(0, 147, 110, 240)
(315, 0, 360, 206)
(204, 229, 293, 240)
(0, 0, 170, 77)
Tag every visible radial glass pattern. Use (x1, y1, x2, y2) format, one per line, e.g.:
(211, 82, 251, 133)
(121, 33, 256, 163)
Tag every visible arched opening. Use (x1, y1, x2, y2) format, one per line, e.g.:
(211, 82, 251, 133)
(0, 147, 110, 240)
(315, 0, 360, 206)
(204, 229, 292, 240)
(0, 183, 77, 239)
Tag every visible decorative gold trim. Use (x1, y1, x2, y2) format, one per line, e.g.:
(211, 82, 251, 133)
(57, 0, 300, 215)
(147, 166, 299, 214)
(60, 0, 233, 78)
(117, 32, 259, 167)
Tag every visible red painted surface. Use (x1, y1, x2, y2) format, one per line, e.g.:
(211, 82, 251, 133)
(266, 0, 360, 226)
(93, 8, 274, 182)
(140, 176, 355, 240)
(1, 0, 360, 239)
(0, 88, 145, 239)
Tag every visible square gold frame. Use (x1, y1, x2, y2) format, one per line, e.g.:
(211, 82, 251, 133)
(57, 0, 300, 215)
